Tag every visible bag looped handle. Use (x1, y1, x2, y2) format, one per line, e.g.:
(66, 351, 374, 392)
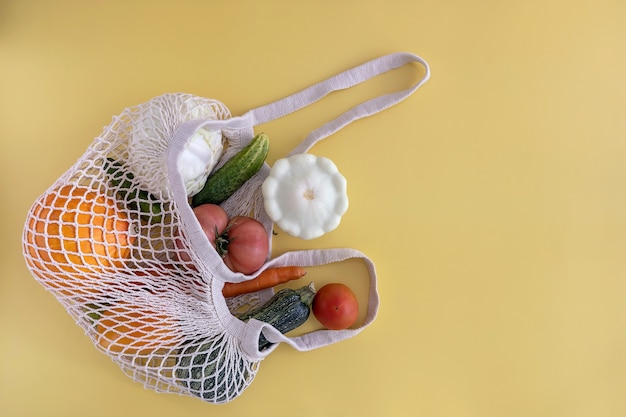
(188, 52, 430, 156)
(236, 247, 379, 359)
(246, 51, 430, 154)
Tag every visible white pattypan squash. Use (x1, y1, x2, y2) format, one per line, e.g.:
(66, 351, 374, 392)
(262, 154, 348, 240)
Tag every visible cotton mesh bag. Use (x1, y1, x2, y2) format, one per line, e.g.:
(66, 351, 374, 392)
(21, 52, 430, 404)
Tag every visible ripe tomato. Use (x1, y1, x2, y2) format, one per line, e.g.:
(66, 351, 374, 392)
(218, 216, 269, 274)
(312, 283, 359, 330)
(176, 204, 228, 261)
(193, 204, 229, 244)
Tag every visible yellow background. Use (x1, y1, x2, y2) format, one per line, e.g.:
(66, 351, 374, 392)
(1, 1, 625, 416)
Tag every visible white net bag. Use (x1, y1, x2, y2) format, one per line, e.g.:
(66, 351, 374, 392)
(22, 52, 430, 404)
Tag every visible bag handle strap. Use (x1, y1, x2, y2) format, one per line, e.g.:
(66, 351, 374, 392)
(197, 52, 429, 149)
(244, 51, 430, 154)
(237, 247, 379, 360)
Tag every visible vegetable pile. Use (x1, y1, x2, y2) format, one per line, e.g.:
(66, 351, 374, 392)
(25, 124, 361, 402)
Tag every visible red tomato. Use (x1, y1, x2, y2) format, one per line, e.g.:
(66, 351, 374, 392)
(312, 283, 359, 330)
(218, 216, 269, 274)
(193, 204, 229, 244)
(176, 204, 228, 261)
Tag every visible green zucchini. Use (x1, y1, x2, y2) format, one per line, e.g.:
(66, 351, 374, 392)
(174, 283, 315, 402)
(175, 335, 250, 403)
(191, 133, 269, 207)
(104, 158, 164, 223)
(236, 283, 316, 350)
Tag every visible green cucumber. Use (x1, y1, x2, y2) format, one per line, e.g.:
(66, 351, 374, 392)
(191, 133, 269, 207)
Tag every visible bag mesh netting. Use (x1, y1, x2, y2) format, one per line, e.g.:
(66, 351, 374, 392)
(22, 93, 275, 403)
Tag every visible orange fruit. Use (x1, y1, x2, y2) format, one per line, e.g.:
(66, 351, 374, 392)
(96, 302, 180, 355)
(23, 184, 135, 297)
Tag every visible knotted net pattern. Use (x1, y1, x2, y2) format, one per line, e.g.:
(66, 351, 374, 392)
(22, 93, 272, 403)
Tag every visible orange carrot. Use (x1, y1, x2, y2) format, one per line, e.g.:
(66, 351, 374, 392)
(222, 266, 307, 298)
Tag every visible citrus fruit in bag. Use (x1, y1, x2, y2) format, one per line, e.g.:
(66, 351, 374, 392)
(95, 301, 180, 355)
(23, 184, 135, 298)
